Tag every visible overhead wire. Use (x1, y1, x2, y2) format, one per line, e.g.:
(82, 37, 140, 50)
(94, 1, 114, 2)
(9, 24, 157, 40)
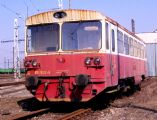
(23, 0, 29, 17)
(29, 0, 40, 13)
(0, 3, 24, 21)
(0, 3, 20, 16)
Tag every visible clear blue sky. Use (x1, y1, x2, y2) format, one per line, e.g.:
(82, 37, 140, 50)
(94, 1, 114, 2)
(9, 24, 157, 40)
(0, 0, 157, 68)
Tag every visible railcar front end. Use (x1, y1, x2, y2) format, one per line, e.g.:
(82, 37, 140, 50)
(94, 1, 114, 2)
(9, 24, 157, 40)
(24, 10, 107, 102)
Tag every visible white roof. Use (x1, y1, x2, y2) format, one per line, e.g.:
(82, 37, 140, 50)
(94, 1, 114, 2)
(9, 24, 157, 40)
(136, 32, 157, 43)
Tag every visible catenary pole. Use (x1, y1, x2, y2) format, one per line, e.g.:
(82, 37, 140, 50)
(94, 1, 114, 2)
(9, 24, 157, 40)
(13, 18, 21, 80)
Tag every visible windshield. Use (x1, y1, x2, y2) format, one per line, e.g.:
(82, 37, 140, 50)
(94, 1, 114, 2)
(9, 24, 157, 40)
(27, 24, 59, 52)
(62, 21, 102, 50)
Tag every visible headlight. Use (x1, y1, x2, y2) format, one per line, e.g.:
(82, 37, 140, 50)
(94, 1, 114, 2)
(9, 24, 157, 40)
(94, 57, 101, 65)
(53, 11, 67, 19)
(32, 60, 38, 67)
(85, 57, 91, 65)
(24, 61, 30, 67)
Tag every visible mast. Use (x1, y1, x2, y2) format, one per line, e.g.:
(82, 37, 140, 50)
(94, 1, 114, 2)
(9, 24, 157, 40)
(13, 18, 21, 80)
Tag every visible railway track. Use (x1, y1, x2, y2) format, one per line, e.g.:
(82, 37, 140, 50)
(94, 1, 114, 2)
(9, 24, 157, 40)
(1, 87, 26, 96)
(0, 80, 26, 97)
(0, 81, 25, 87)
(8, 108, 51, 120)
(1, 77, 156, 120)
(0, 74, 14, 79)
(0, 79, 92, 120)
(0, 74, 25, 79)
(7, 107, 92, 120)
(58, 108, 92, 120)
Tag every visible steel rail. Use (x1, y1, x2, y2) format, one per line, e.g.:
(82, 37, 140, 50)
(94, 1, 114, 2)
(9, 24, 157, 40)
(0, 74, 25, 79)
(1, 87, 26, 96)
(0, 76, 14, 79)
(0, 81, 24, 87)
(8, 108, 51, 120)
(57, 108, 92, 120)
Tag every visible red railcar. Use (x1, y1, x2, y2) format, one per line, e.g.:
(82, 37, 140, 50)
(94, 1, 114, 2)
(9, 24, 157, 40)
(24, 9, 146, 102)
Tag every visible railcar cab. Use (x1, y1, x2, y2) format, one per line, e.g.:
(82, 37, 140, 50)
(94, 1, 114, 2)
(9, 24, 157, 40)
(24, 10, 108, 102)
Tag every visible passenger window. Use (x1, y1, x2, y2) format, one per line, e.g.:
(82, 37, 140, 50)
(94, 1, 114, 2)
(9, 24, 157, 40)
(134, 40, 137, 57)
(137, 42, 140, 57)
(124, 34, 129, 55)
(129, 37, 133, 56)
(112, 29, 115, 52)
(117, 30, 123, 53)
(140, 44, 142, 58)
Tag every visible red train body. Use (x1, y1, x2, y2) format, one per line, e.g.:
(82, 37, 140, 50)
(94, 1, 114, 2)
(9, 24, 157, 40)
(24, 9, 146, 102)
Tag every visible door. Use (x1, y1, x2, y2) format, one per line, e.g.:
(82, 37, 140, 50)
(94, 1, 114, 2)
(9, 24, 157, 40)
(109, 24, 118, 86)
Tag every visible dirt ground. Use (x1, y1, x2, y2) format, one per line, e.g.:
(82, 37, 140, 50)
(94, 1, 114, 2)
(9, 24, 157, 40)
(87, 77, 157, 120)
(0, 77, 157, 120)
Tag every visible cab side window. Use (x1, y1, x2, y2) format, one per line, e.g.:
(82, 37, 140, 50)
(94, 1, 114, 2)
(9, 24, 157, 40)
(105, 22, 109, 50)
(111, 29, 115, 52)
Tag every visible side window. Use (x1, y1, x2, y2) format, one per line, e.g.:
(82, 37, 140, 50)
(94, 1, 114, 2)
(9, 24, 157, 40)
(124, 34, 129, 55)
(144, 46, 146, 59)
(129, 37, 133, 56)
(142, 45, 144, 59)
(134, 40, 137, 57)
(140, 43, 142, 58)
(112, 29, 115, 52)
(105, 22, 109, 50)
(141, 45, 143, 58)
(139, 44, 141, 58)
(137, 42, 140, 58)
(117, 30, 123, 53)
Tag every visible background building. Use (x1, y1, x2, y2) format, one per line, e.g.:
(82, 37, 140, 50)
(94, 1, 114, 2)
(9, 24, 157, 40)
(137, 31, 157, 76)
